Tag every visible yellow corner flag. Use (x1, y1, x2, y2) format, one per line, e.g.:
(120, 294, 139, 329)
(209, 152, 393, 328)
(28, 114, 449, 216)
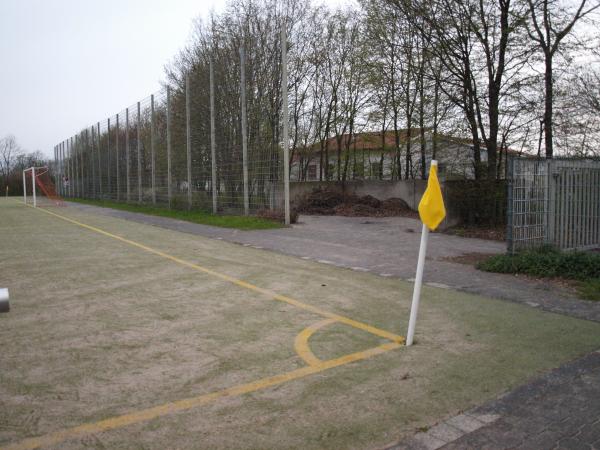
(407, 160, 446, 346)
(418, 161, 446, 231)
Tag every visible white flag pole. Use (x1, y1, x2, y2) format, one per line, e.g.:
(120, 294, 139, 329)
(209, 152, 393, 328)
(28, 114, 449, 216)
(406, 159, 437, 346)
(406, 223, 429, 346)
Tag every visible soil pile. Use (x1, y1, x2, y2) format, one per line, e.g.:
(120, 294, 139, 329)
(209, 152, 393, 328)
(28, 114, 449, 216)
(297, 188, 416, 217)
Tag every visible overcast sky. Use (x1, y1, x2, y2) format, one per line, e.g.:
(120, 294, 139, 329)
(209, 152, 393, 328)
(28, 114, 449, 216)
(0, 0, 229, 158)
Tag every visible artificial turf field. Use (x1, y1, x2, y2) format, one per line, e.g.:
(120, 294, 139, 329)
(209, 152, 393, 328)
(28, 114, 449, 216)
(1, 198, 600, 449)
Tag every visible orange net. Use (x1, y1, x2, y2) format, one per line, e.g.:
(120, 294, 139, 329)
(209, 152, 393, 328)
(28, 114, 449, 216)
(25, 168, 65, 207)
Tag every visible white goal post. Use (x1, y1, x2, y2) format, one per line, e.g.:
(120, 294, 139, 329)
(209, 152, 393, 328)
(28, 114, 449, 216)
(23, 166, 47, 208)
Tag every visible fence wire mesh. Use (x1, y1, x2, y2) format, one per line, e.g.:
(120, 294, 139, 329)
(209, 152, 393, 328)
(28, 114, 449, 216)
(53, 83, 285, 216)
(507, 157, 600, 252)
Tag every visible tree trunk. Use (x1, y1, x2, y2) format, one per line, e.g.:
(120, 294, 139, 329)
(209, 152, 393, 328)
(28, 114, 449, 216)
(419, 83, 426, 180)
(487, 83, 499, 179)
(544, 54, 554, 159)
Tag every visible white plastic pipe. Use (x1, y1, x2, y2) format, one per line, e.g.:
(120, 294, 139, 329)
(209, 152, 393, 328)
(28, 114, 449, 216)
(0, 288, 9, 313)
(32, 167, 37, 207)
(406, 223, 429, 346)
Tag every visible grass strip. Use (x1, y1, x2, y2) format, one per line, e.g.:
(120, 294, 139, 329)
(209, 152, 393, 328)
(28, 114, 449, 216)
(67, 198, 283, 231)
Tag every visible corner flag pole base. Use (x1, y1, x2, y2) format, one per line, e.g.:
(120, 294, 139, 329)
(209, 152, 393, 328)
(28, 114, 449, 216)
(0, 288, 9, 313)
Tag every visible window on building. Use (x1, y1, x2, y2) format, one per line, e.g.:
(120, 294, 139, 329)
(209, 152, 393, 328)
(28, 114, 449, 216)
(307, 164, 317, 180)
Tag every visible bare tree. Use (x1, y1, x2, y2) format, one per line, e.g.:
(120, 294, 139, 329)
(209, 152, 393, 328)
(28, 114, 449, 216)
(575, 45, 600, 114)
(0, 135, 22, 187)
(526, 0, 600, 158)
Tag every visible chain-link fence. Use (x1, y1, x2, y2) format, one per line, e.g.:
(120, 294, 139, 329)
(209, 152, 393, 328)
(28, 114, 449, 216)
(507, 157, 600, 252)
(53, 46, 290, 221)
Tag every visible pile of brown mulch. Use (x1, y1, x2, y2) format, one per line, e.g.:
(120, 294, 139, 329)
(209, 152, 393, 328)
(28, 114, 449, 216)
(296, 189, 349, 215)
(297, 188, 416, 218)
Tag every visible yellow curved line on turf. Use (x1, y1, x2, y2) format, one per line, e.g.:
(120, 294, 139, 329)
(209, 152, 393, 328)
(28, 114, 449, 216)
(28, 204, 404, 345)
(294, 318, 337, 366)
(1, 341, 402, 450)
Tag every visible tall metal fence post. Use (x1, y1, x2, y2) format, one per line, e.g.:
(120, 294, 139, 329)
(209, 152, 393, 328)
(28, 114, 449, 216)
(82, 132, 85, 197)
(62, 142, 65, 197)
(506, 156, 514, 253)
(81, 132, 85, 197)
(210, 59, 218, 214)
(166, 86, 173, 208)
(66, 141, 69, 197)
(88, 128, 92, 198)
(90, 126, 96, 198)
(78, 133, 82, 197)
(97, 122, 102, 198)
(84, 131, 87, 197)
(75, 130, 87, 198)
(281, 28, 291, 225)
(71, 137, 75, 198)
(56, 144, 59, 196)
(137, 101, 142, 203)
(67, 140, 69, 197)
(75, 135, 79, 197)
(63, 142, 67, 196)
(54, 146, 57, 193)
(55, 144, 59, 196)
(116, 114, 120, 200)
(58, 143, 62, 196)
(54, 145, 58, 196)
(73, 133, 83, 198)
(185, 74, 192, 210)
(546, 159, 556, 246)
(151, 94, 156, 205)
(85, 130, 89, 198)
(60, 143, 63, 196)
(64, 141, 67, 196)
(240, 47, 250, 216)
(107, 118, 111, 198)
(126, 107, 131, 202)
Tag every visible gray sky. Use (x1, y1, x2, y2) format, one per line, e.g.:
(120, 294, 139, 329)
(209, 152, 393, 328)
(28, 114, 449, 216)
(0, 0, 226, 158)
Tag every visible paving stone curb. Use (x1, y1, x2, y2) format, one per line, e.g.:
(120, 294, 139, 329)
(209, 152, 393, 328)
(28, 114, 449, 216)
(386, 351, 600, 450)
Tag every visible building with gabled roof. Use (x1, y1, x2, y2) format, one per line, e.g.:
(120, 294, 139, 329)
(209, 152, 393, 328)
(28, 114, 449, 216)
(291, 129, 520, 181)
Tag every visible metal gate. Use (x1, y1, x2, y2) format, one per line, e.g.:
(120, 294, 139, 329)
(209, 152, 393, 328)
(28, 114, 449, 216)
(507, 157, 600, 252)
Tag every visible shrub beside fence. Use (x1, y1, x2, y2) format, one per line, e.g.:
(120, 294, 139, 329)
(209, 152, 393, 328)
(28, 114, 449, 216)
(444, 180, 507, 228)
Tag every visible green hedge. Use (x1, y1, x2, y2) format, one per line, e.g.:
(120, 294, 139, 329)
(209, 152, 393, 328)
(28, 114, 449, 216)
(477, 246, 600, 281)
(444, 180, 507, 227)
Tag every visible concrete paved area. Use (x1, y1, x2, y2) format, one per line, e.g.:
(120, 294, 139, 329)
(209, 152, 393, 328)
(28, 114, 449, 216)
(389, 350, 600, 450)
(442, 350, 600, 450)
